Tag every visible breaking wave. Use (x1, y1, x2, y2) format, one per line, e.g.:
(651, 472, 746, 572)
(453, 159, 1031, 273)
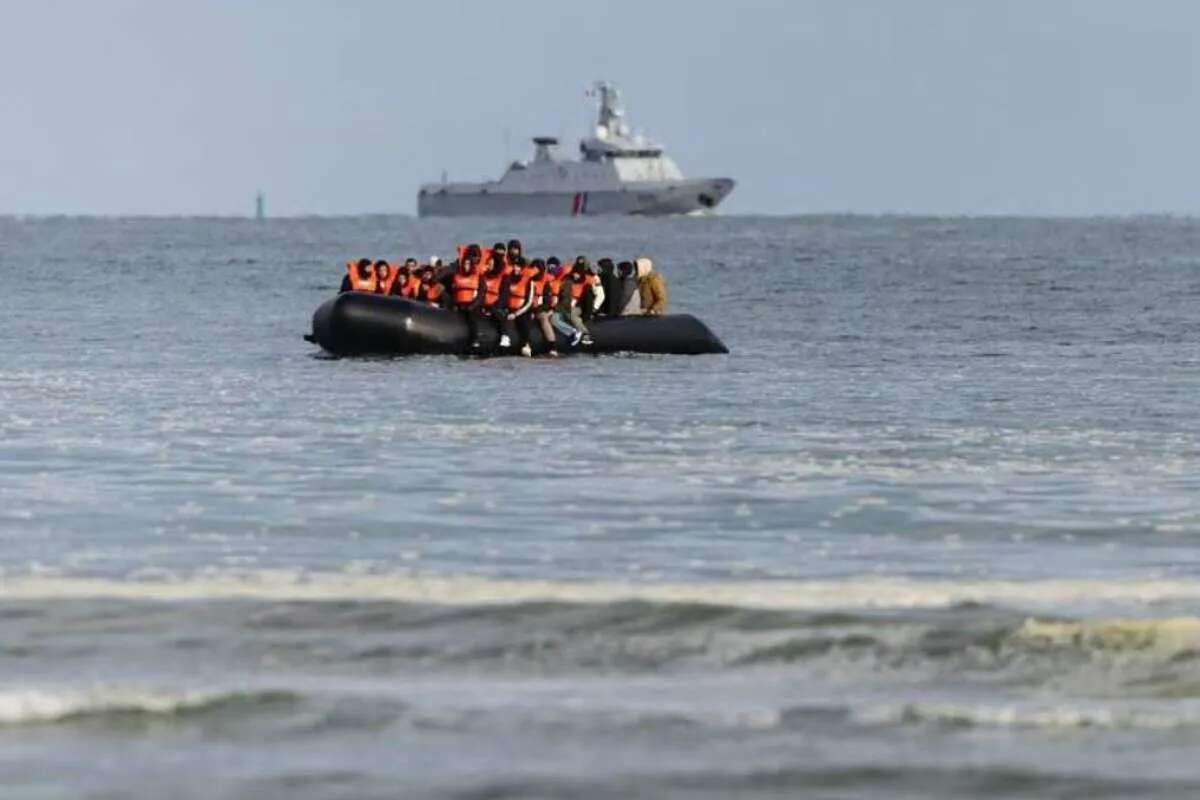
(3, 570, 1200, 611)
(0, 687, 298, 726)
(856, 701, 1200, 731)
(6, 573, 1200, 696)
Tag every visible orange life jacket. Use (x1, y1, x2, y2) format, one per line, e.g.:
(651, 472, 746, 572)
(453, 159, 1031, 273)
(451, 269, 480, 307)
(456, 246, 493, 273)
(397, 273, 420, 298)
(569, 273, 588, 302)
(506, 271, 532, 312)
(420, 281, 444, 305)
(481, 271, 504, 309)
(346, 262, 377, 293)
(530, 274, 551, 309)
(374, 265, 397, 295)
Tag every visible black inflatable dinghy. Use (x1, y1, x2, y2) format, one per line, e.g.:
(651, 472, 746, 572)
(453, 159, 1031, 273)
(307, 293, 728, 357)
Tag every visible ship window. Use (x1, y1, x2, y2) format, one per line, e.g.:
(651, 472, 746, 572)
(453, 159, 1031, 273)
(604, 150, 663, 159)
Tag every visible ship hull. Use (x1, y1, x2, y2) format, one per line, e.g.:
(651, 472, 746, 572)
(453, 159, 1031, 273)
(417, 179, 734, 218)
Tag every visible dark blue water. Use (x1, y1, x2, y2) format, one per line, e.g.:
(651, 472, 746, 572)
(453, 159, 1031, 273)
(3, 215, 1200, 798)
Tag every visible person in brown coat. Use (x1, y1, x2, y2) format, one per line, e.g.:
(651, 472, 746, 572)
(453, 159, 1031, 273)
(635, 257, 668, 315)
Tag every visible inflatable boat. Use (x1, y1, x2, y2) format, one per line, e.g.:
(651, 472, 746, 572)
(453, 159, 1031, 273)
(306, 293, 728, 357)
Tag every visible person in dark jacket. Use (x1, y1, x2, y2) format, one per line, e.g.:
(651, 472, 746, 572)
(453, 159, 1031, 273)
(490, 242, 508, 268)
(612, 260, 640, 316)
(597, 258, 617, 315)
(506, 239, 524, 265)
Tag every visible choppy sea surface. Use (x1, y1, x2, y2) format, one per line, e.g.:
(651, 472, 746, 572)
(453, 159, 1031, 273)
(3, 215, 1200, 798)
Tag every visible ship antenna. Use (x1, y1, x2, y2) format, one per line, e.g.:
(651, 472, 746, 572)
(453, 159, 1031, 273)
(592, 80, 629, 139)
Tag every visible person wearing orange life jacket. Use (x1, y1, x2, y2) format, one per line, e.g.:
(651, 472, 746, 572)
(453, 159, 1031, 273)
(576, 258, 605, 322)
(500, 257, 537, 357)
(389, 263, 411, 296)
(451, 245, 489, 351)
(502, 246, 530, 346)
(399, 258, 422, 298)
(457, 244, 493, 273)
(415, 264, 447, 308)
(526, 259, 560, 357)
(555, 257, 600, 347)
(544, 257, 568, 321)
(340, 258, 376, 293)
(544, 260, 582, 347)
(478, 248, 512, 351)
(369, 260, 399, 295)
(544, 257, 562, 299)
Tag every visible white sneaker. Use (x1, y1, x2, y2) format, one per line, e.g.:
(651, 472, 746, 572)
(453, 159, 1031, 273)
(546, 350, 560, 358)
(570, 331, 582, 347)
(499, 334, 511, 348)
(520, 343, 532, 357)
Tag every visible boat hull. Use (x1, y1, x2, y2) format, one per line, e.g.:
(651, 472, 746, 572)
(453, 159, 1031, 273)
(416, 179, 734, 218)
(309, 293, 728, 357)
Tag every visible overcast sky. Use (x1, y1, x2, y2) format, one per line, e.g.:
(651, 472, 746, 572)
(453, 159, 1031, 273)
(2, 1, 1199, 216)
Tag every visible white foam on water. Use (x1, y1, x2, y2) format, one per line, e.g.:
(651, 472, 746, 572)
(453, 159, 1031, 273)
(3, 570, 1200, 612)
(857, 700, 1200, 731)
(0, 687, 239, 725)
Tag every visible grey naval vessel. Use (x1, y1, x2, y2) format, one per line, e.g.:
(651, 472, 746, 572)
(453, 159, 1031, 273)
(417, 82, 735, 217)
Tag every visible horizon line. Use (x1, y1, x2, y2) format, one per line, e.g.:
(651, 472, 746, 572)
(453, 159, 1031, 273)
(3, 211, 1200, 222)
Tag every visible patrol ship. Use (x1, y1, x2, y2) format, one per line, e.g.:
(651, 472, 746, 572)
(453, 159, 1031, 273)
(417, 82, 735, 217)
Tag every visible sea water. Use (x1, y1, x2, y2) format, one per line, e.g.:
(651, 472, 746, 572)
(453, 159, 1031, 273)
(2, 215, 1200, 798)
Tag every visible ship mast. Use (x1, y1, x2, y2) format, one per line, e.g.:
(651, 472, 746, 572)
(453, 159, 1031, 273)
(593, 81, 630, 140)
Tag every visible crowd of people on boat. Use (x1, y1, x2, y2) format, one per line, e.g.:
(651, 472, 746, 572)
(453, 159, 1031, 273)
(338, 239, 668, 357)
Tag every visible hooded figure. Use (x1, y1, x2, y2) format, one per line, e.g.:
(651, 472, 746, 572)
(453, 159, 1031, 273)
(597, 258, 617, 315)
(635, 257, 668, 316)
(506, 239, 524, 265)
(613, 260, 640, 316)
